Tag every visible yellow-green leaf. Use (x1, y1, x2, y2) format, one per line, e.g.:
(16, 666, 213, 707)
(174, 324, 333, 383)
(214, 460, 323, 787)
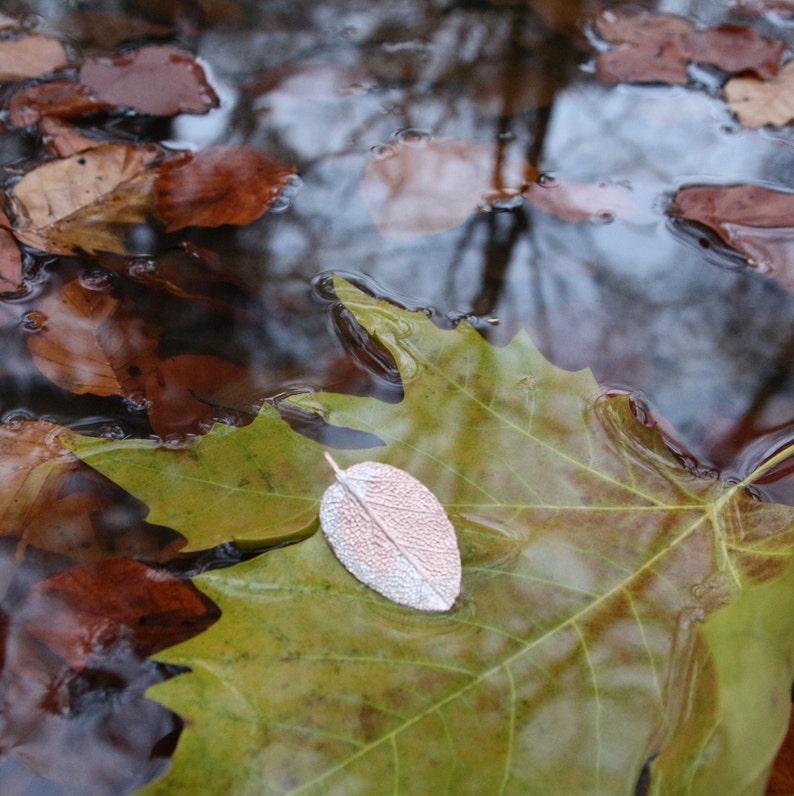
(69, 277, 794, 793)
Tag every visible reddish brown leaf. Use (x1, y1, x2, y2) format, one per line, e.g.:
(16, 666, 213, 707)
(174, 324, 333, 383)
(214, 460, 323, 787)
(595, 9, 785, 84)
(8, 80, 111, 128)
(80, 46, 219, 116)
(155, 146, 296, 231)
(669, 183, 794, 291)
(22, 558, 217, 670)
(681, 25, 786, 79)
(0, 34, 68, 81)
(596, 40, 689, 85)
(26, 278, 158, 396)
(524, 179, 639, 223)
(144, 354, 249, 438)
(595, 9, 695, 44)
(0, 209, 22, 291)
(9, 143, 160, 255)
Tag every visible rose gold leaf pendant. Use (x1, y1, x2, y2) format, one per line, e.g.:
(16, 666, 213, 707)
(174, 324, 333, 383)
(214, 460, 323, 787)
(320, 452, 461, 612)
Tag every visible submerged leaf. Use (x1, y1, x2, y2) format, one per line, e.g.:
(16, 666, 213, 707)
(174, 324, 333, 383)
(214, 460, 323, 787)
(320, 452, 461, 611)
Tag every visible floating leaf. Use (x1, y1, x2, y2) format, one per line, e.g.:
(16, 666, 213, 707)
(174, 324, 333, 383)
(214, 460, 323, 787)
(8, 80, 111, 127)
(320, 452, 461, 611)
(80, 46, 219, 116)
(69, 279, 794, 793)
(154, 146, 296, 231)
(0, 209, 22, 291)
(0, 34, 68, 81)
(9, 143, 160, 255)
(726, 61, 794, 127)
(668, 183, 794, 292)
(595, 10, 785, 85)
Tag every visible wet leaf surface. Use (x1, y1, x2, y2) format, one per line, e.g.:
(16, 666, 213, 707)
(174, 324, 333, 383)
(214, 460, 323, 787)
(0, 34, 68, 81)
(10, 144, 161, 255)
(595, 9, 786, 84)
(79, 46, 218, 117)
(155, 146, 296, 231)
(72, 279, 794, 793)
(668, 184, 794, 292)
(726, 61, 794, 127)
(8, 79, 112, 127)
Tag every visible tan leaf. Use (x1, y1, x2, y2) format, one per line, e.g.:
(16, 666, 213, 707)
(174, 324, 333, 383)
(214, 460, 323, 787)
(726, 61, 794, 127)
(9, 143, 160, 255)
(80, 46, 219, 116)
(0, 34, 68, 81)
(360, 136, 534, 240)
(26, 278, 157, 396)
(154, 146, 296, 231)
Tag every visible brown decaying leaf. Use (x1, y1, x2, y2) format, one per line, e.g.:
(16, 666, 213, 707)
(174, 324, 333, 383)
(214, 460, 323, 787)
(8, 80, 111, 128)
(80, 45, 219, 116)
(726, 61, 794, 127)
(26, 278, 158, 397)
(669, 183, 794, 292)
(22, 558, 217, 670)
(0, 209, 22, 291)
(524, 179, 640, 222)
(144, 354, 249, 438)
(595, 9, 786, 85)
(155, 146, 296, 231)
(0, 34, 68, 81)
(10, 143, 160, 254)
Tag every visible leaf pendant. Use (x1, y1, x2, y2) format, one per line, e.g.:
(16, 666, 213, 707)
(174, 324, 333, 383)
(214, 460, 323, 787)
(320, 452, 461, 612)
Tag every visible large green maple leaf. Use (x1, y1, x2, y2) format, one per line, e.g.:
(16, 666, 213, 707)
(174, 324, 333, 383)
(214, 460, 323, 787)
(69, 278, 794, 794)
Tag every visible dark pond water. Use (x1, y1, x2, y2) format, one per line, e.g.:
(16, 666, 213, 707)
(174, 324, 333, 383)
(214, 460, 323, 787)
(2, 0, 794, 792)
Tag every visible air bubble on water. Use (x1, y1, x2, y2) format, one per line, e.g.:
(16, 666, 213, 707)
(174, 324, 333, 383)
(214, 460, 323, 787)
(594, 209, 615, 224)
(269, 174, 302, 213)
(496, 131, 516, 142)
(393, 128, 431, 145)
(371, 143, 396, 160)
(80, 268, 115, 291)
(21, 311, 46, 331)
(536, 173, 559, 189)
(128, 258, 156, 278)
(2, 409, 33, 423)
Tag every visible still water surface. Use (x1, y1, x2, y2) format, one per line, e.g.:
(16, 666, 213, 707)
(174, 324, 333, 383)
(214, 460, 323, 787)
(3, 0, 794, 792)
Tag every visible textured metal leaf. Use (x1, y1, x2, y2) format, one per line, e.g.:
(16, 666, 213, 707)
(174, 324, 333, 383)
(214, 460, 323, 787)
(319, 452, 461, 611)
